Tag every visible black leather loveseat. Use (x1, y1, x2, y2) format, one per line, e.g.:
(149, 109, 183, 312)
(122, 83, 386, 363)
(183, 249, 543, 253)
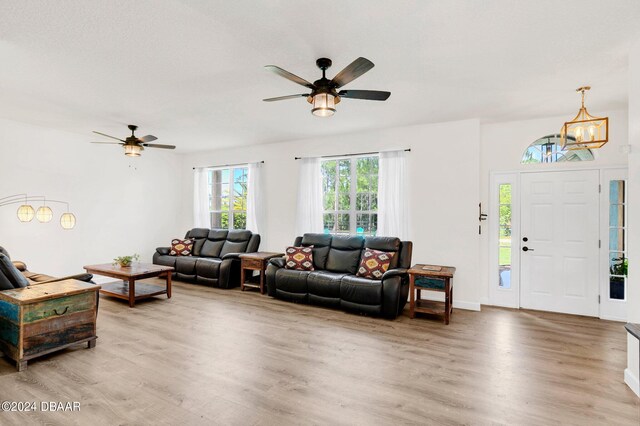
(266, 233, 412, 319)
(153, 228, 260, 288)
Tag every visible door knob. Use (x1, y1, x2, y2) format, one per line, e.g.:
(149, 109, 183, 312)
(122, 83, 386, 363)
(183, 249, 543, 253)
(523, 237, 528, 242)
(522, 246, 534, 252)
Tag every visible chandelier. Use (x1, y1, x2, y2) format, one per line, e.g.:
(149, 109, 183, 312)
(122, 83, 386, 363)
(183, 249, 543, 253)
(560, 86, 608, 150)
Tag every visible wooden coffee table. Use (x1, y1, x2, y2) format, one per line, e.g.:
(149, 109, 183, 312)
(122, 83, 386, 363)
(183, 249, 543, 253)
(83, 263, 174, 308)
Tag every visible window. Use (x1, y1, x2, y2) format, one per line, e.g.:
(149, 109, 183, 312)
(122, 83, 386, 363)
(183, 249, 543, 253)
(498, 184, 512, 289)
(208, 166, 247, 229)
(609, 180, 627, 300)
(521, 134, 594, 164)
(321, 156, 378, 235)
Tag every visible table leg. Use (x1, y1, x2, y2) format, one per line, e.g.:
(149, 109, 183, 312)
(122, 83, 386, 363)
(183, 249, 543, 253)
(88, 339, 96, 349)
(128, 279, 136, 308)
(166, 272, 172, 299)
(409, 274, 415, 319)
(444, 277, 450, 325)
(417, 288, 421, 301)
(17, 360, 27, 372)
(241, 266, 245, 291)
(260, 267, 265, 294)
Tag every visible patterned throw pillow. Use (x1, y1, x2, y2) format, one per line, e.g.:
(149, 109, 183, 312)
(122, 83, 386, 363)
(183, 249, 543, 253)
(285, 246, 314, 271)
(357, 248, 394, 279)
(170, 239, 194, 256)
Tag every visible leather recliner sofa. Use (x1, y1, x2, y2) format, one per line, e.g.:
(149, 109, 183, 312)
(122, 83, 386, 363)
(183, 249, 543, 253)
(153, 228, 260, 288)
(0, 246, 94, 285)
(266, 233, 413, 319)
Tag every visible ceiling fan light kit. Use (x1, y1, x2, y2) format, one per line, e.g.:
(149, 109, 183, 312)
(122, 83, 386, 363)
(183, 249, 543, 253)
(91, 124, 175, 157)
(264, 57, 390, 117)
(560, 86, 609, 150)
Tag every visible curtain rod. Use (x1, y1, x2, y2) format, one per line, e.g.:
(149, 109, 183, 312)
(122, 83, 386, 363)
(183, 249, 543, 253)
(294, 148, 411, 160)
(193, 160, 264, 170)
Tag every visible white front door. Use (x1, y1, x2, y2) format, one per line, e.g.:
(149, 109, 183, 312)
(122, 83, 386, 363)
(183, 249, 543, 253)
(520, 170, 600, 316)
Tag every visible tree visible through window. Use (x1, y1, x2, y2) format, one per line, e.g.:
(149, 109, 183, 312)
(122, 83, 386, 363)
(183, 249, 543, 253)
(521, 134, 594, 164)
(208, 167, 247, 230)
(321, 156, 378, 235)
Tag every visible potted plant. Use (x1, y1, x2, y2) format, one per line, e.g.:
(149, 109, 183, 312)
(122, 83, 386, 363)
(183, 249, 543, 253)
(113, 254, 140, 268)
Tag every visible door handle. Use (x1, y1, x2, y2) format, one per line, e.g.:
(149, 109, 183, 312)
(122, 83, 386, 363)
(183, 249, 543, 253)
(522, 246, 534, 252)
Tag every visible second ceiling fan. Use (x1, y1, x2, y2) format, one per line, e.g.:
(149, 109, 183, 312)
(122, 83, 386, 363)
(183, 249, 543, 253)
(263, 57, 390, 117)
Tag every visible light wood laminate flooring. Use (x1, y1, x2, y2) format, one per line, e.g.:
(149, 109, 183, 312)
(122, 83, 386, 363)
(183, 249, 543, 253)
(0, 279, 638, 425)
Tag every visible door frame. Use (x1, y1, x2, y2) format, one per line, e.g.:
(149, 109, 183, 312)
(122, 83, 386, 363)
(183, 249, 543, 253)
(488, 166, 628, 319)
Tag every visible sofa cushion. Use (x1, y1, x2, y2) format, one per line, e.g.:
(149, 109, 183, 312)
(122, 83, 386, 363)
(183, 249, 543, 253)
(357, 248, 393, 280)
(301, 234, 332, 270)
(274, 268, 310, 294)
(307, 271, 346, 299)
(175, 256, 199, 275)
(364, 237, 400, 269)
(191, 238, 206, 257)
(196, 258, 222, 278)
(340, 275, 382, 306)
(170, 239, 194, 256)
(187, 228, 210, 239)
(201, 239, 225, 258)
(285, 246, 314, 271)
(0, 253, 29, 288)
(227, 230, 252, 242)
(208, 229, 229, 240)
(220, 240, 249, 257)
(0, 269, 15, 290)
(325, 235, 364, 274)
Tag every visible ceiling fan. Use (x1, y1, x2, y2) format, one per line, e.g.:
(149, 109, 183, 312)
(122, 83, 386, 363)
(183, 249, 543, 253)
(91, 125, 176, 157)
(263, 57, 390, 117)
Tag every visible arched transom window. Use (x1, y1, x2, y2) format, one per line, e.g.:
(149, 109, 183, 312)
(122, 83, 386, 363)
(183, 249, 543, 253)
(521, 134, 594, 164)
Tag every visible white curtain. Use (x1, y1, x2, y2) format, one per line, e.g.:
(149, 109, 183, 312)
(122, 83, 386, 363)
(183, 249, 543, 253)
(377, 150, 409, 239)
(193, 168, 210, 228)
(295, 157, 324, 235)
(246, 162, 264, 235)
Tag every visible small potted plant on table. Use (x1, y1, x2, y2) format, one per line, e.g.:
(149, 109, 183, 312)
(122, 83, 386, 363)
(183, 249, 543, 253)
(113, 254, 140, 268)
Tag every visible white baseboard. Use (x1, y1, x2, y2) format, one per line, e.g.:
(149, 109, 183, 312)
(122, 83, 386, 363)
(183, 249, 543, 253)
(600, 314, 627, 322)
(453, 300, 481, 311)
(624, 368, 640, 397)
(479, 296, 489, 305)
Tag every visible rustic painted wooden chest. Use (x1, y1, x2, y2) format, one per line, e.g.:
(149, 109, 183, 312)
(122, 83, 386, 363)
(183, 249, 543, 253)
(0, 279, 100, 371)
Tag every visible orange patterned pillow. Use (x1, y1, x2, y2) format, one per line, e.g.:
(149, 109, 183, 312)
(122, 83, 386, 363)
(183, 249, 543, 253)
(170, 239, 194, 256)
(357, 248, 394, 279)
(285, 246, 314, 271)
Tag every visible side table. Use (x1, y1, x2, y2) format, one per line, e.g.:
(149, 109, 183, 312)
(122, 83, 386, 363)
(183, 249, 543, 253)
(408, 264, 456, 324)
(239, 252, 284, 294)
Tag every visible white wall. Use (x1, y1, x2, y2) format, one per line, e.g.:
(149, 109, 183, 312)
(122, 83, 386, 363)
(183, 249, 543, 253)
(180, 120, 482, 310)
(478, 111, 629, 303)
(0, 118, 183, 277)
(626, 40, 640, 397)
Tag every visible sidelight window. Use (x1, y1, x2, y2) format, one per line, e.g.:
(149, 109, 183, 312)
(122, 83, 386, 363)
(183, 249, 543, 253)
(608, 180, 627, 300)
(498, 184, 512, 289)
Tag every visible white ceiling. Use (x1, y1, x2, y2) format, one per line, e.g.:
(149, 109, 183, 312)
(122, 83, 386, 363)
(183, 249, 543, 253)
(1, 0, 639, 152)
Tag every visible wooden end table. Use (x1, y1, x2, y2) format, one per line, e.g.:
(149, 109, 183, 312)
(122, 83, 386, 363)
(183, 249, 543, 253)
(408, 264, 456, 324)
(83, 263, 174, 308)
(239, 252, 284, 294)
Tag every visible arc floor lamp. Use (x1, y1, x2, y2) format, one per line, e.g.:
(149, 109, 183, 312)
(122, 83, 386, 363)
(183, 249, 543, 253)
(0, 194, 76, 230)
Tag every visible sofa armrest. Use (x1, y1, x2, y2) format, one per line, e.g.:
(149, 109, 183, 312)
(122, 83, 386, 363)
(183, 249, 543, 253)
(12, 261, 27, 272)
(382, 268, 408, 281)
(269, 257, 286, 268)
(156, 247, 171, 255)
(221, 252, 242, 261)
(31, 273, 94, 285)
